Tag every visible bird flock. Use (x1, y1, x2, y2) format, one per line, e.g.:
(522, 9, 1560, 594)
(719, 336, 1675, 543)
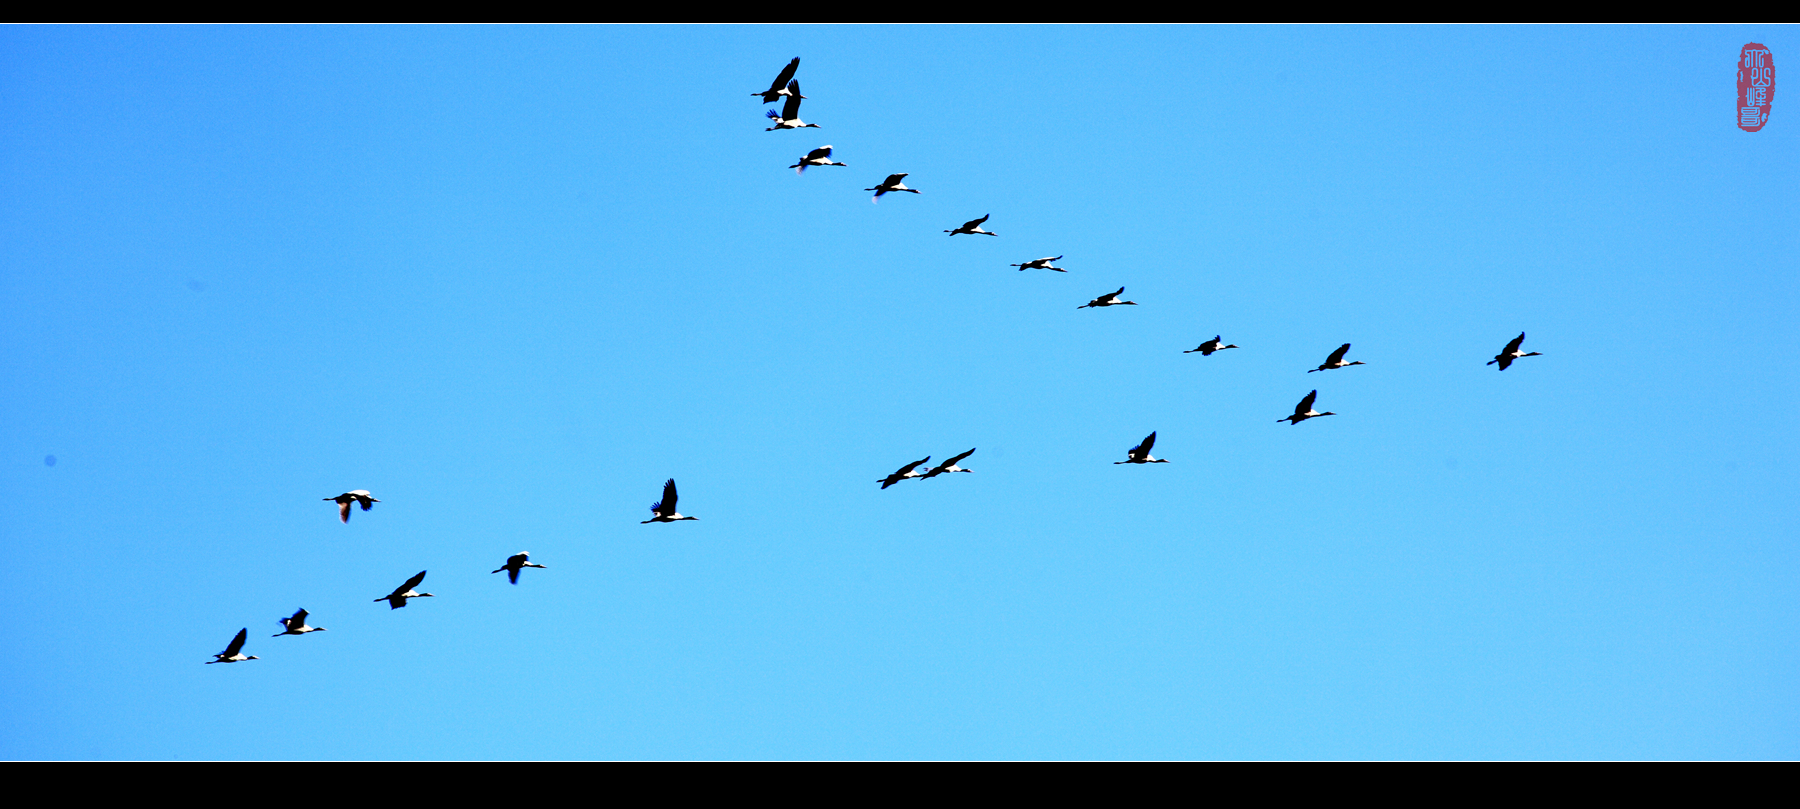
(205, 56, 1546, 667)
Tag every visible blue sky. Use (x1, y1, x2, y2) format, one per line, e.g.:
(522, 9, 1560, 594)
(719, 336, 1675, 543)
(1, 25, 1795, 760)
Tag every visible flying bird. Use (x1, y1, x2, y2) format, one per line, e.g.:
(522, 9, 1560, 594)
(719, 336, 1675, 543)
(1308, 343, 1365, 373)
(273, 608, 326, 637)
(1185, 335, 1239, 355)
(375, 570, 434, 610)
(206, 628, 258, 664)
(1079, 287, 1137, 309)
(1115, 432, 1170, 464)
(764, 83, 819, 130)
(324, 490, 379, 523)
(1488, 332, 1543, 371)
(1279, 390, 1336, 424)
(879, 456, 931, 489)
(643, 478, 699, 523)
(944, 215, 998, 237)
(790, 145, 846, 174)
(753, 57, 802, 104)
(919, 448, 976, 479)
(492, 552, 547, 585)
(1010, 256, 1065, 272)
(864, 173, 919, 202)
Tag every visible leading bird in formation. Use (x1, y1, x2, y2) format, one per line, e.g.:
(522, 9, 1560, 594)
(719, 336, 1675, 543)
(1488, 332, 1542, 371)
(325, 490, 379, 523)
(376, 571, 434, 610)
(492, 552, 548, 584)
(643, 479, 699, 523)
(1309, 343, 1365, 373)
(920, 448, 976, 479)
(274, 609, 326, 637)
(206, 628, 258, 664)
(1116, 432, 1169, 464)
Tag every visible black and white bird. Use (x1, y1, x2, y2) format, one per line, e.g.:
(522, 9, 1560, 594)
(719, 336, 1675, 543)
(753, 57, 802, 104)
(790, 145, 846, 174)
(1079, 287, 1137, 309)
(1279, 390, 1336, 424)
(1010, 256, 1065, 272)
(492, 552, 547, 585)
(864, 173, 919, 202)
(1488, 332, 1543, 371)
(375, 570, 434, 610)
(273, 608, 326, 637)
(642, 478, 699, 523)
(764, 83, 819, 130)
(324, 490, 379, 523)
(1115, 432, 1169, 464)
(1308, 343, 1365, 373)
(206, 628, 258, 664)
(944, 215, 998, 237)
(879, 456, 931, 489)
(1185, 335, 1239, 355)
(919, 448, 975, 479)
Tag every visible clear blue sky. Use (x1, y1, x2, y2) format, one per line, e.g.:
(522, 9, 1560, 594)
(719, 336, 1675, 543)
(1, 25, 1794, 760)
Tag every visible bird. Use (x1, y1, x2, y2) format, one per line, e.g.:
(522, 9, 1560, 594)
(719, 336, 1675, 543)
(1115, 432, 1169, 464)
(492, 552, 547, 585)
(1488, 332, 1543, 371)
(1010, 256, 1065, 272)
(273, 608, 326, 637)
(1078, 287, 1137, 309)
(642, 478, 699, 523)
(324, 491, 379, 523)
(764, 83, 819, 130)
(1308, 343, 1365, 373)
(1279, 390, 1336, 424)
(864, 173, 919, 202)
(879, 456, 931, 489)
(753, 57, 802, 104)
(375, 570, 434, 610)
(919, 448, 976, 479)
(944, 215, 998, 236)
(1185, 335, 1239, 355)
(206, 628, 258, 664)
(790, 145, 846, 174)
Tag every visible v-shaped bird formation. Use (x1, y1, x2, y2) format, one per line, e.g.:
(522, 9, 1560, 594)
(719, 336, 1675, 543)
(204, 56, 1549, 667)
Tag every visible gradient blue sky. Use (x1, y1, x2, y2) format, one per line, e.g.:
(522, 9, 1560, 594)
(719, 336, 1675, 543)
(2, 25, 1795, 760)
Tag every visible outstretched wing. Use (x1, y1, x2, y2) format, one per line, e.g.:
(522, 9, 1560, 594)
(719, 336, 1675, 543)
(943, 447, 976, 466)
(769, 57, 799, 93)
(659, 479, 679, 516)
(964, 215, 989, 229)
(900, 456, 930, 475)
(1108, 286, 1125, 301)
(806, 146, 832, 161)
(1325, 343, 1351, 365)
(884, 173, 907, 186)
(338, 500, 352, 522)
(1296, 390, 1318, 415)
(401, 570, 427, 592)
(224, 628, 247, 657)
(780, 83, 803, 120)
(1504, 332, 1526, 354)
(290, 608, 308, 627)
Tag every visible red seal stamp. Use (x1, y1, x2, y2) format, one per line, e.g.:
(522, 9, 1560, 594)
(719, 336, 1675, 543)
(1738, 44, 1774, 132)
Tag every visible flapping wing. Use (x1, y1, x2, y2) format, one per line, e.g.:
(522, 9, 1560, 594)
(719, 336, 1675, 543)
(290, 609, 308, 627)
(781, 84, 803, 120)
(1296, 390, 1318, 415)
(338, 500, 352, 522)
(806, 146, 832, 161)
(884, 173, 906, 186)
(660, 479, 679, 516)
(1326, 344, 1351, 365)
(224, 628, 247, 657)
(770, 57, 799, 92)
(964, 215, 989, 229)
(1504, 333, 1526, 354)
(401, 570, 427, 593)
